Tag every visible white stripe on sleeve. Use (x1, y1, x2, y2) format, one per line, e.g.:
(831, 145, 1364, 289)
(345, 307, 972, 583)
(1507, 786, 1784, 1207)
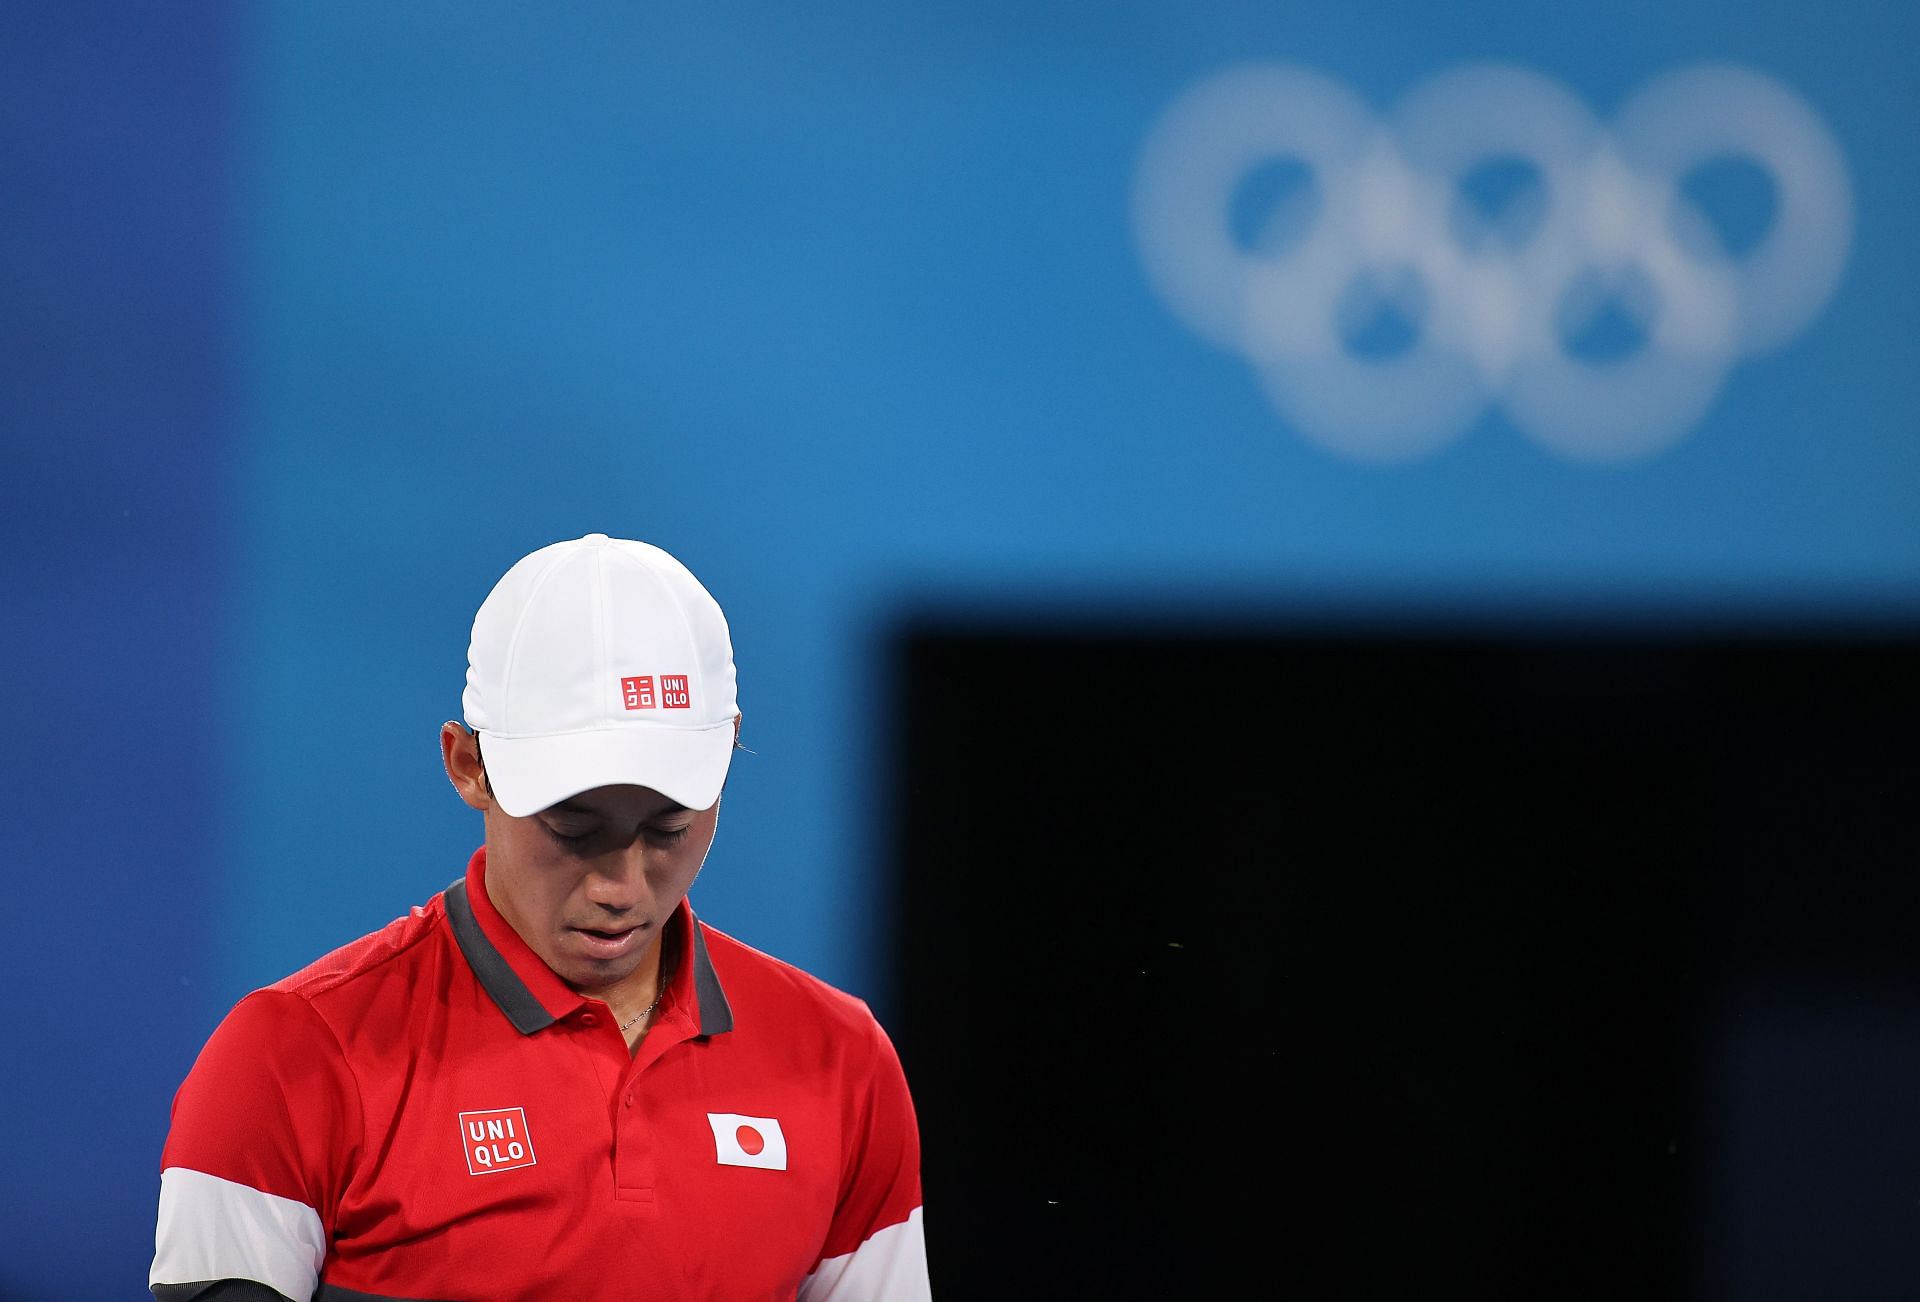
(798, 1206, 930, 1302)
(150, 1166, 326, 1301)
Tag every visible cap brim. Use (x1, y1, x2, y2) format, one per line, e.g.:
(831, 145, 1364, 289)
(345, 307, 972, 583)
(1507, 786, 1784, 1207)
(479, 721, 737, 817)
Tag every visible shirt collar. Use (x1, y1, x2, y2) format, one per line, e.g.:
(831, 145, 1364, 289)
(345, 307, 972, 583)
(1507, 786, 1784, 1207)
(444, 846, 734, 1037)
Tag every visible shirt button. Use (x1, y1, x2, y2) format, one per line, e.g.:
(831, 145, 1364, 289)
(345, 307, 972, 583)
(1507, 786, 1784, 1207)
(624, 1093, 635, 1108)
(580, 1012, 598, 1026)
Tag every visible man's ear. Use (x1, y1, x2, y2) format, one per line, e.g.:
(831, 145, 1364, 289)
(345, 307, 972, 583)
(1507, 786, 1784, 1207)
(440, 721, 492, 812)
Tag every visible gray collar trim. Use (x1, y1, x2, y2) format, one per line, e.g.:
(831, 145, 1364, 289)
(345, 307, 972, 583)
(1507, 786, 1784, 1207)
(444, 878, 557, 1034)
(689, 920, 734, 1036)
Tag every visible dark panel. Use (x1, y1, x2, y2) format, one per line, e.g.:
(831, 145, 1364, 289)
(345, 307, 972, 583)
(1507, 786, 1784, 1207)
(0, 4, 235, 1297)
(889, 626, 1920, 1300)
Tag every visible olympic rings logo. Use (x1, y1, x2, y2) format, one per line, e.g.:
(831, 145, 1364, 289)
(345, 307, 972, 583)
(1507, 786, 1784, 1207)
(1131, 63, 1853, 462)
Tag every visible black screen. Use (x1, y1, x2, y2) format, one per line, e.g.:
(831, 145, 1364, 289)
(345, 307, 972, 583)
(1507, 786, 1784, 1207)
(888, 624, 1920, 1300)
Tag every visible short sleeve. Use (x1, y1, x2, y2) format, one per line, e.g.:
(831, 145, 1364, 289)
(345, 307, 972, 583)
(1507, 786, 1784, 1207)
(798, 1014, 930, 1301)
(150, 990, 363, 1302)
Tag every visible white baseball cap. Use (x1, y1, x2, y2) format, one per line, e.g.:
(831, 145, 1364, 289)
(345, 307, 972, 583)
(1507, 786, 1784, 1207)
(461, 533, 739, 817)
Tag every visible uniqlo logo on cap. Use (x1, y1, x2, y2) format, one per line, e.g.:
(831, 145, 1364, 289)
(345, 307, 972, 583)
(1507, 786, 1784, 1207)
(621, 676, 657, 710)
(661, 675, 691, 709)
(707, 1113, 787, 1170)
(460, 1108, 537, 1175)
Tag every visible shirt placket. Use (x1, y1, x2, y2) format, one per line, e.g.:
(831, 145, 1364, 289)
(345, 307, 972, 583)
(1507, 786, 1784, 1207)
(610, 1006, 696, 1212)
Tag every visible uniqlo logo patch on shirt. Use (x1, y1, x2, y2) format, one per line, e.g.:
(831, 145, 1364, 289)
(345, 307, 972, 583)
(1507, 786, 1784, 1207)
(661, 674, 691, 709)
(707, 1113, 787, 1170)
(460, 1108, 537, 1175)
(621, 676, 657, 710)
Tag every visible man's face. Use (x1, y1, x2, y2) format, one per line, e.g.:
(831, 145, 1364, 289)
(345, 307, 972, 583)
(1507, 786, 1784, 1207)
(480, 782, 721, 994)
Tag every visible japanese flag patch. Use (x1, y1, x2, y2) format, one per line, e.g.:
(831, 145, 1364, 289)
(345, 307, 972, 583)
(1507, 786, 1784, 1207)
(707, 1113, 787, 1170)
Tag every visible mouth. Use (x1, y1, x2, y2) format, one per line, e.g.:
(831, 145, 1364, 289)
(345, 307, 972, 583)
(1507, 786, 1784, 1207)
(569, 923, 647, 961)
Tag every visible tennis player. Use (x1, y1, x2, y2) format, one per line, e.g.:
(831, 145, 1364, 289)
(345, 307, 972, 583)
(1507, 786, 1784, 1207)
(151, 533, 929, 1301)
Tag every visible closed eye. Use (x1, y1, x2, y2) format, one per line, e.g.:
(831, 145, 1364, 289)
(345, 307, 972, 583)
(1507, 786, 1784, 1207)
(544, 821, 691, 849)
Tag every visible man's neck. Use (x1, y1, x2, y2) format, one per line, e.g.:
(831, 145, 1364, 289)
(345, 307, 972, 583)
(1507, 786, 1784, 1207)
(589, 923, 676, 1043)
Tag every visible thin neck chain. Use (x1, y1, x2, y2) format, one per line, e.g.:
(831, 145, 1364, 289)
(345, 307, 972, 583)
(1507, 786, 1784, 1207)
(618, 937, 679, 1036)
(619, 936, 675, 1034)
(620, 985, 665, 1034)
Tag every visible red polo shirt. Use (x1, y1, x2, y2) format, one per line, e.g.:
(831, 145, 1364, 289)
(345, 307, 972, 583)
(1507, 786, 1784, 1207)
(151, 849, 927, 1301)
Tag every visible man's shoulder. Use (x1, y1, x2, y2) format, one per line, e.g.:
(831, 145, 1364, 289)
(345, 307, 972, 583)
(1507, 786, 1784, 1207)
(264, 888, 454, 1007)
(696, 918, 884, 1043)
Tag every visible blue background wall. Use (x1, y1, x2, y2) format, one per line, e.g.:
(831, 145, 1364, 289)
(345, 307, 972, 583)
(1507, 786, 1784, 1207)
(3, 1, 1916, 1296)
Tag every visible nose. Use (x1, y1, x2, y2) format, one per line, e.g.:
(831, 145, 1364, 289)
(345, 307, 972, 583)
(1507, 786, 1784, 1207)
(582, 843, 650, 914)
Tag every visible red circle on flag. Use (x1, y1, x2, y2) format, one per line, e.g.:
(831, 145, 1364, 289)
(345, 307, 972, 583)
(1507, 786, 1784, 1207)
(736, 1125, 765, 1156)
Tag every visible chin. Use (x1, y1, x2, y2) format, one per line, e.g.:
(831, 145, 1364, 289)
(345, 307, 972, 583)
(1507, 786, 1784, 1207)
(557, 952, 641, 992)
